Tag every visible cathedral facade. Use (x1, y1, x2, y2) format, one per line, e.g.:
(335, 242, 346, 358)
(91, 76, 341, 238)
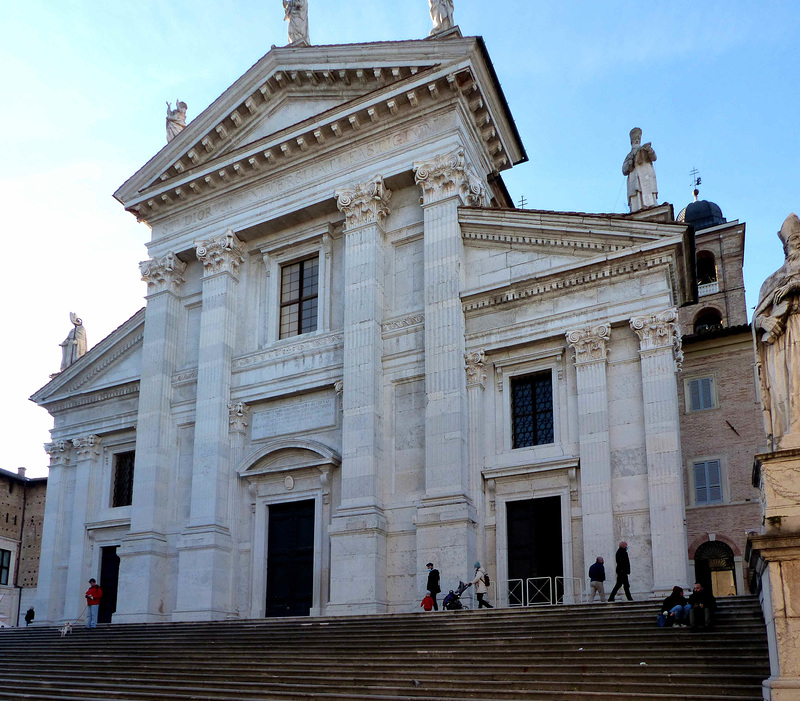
(33, 32, 712, 623)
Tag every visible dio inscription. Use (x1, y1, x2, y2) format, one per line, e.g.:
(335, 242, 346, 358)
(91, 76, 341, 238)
(251, 396, 337, 440)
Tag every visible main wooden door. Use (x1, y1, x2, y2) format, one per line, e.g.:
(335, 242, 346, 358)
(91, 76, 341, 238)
(266, 500, 315, 617)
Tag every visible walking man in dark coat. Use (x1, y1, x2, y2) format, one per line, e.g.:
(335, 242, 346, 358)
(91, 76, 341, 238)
(608, 541, 633, 601)
(426, 563, 441, 611)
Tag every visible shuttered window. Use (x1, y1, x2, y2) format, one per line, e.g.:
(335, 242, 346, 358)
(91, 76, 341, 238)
(688, 377, 714, 411)
(694, 460, 723, 504)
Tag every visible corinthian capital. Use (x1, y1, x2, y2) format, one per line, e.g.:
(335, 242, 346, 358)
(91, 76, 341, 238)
(228, 402, 250, 435)
(630, 309, 683, 366)
(464, 349, 487, 388)
(413, 148, 487, 206)
(44, 440, 72, 467)
(196, 229, 245, 277)
(73, 434, 103, 459)
(566, 324, 611, 365)
(335, 176, 392, 230)
(140, 252, 187, 294)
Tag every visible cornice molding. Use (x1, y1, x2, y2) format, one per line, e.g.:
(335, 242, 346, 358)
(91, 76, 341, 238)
(335, 175, 392, 230)
(63, 335, 144, 394)
(45, 382, 141, 414)
(233, 333, 344, 370)
(139, 252, 187, 294)
(462, 229, 629, 253)
(382, 313, 424, 333)
(126, 66, 506, 222)
(566, 324, 611, 365)
(196, 229, 245, 277)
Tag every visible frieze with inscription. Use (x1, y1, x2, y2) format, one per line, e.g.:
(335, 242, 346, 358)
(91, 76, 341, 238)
(251, 396, 337, 440)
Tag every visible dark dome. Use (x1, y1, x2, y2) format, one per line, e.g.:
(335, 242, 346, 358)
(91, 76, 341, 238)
(676, 200, 727, 231)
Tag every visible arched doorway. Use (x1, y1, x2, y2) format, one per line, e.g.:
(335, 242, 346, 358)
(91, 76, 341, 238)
(694, 540, 736, 597)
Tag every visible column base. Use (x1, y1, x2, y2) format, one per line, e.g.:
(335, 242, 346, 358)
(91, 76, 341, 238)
(172, 526, 234, 621)
(329, 506, 388, 611)
(116, 532, 171, 623)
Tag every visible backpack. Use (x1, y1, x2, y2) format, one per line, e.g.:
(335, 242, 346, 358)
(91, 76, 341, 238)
(483, 572, 491, 587)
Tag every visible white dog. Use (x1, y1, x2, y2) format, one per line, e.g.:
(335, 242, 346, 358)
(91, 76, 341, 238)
(59, 621, 73, 637)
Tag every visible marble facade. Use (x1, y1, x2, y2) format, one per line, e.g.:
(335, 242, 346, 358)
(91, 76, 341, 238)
(32, 34, 697, 624)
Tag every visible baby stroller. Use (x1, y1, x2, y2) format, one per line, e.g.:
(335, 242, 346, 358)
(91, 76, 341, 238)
(442, 580, 471, 610)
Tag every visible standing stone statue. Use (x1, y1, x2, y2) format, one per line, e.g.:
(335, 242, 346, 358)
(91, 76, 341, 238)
(622, 127, 658, 212)
(755, 213, 800, 448)
(166, 100, 187, 142)
(283, 0, 309, 45)
(59, 312, 87, 371)
(429, 0, 455, 34)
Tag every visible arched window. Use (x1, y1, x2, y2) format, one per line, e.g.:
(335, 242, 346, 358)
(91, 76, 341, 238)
(693, 309, 723, 335)
(694, 540, 736, 597)
(697, 250, 717, 285)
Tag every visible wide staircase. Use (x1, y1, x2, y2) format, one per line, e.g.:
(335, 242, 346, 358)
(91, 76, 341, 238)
(0, 596, 769, 700)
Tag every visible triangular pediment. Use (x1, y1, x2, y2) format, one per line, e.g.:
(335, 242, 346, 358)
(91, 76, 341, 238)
(31, 309, 145, 410)
(114, 37, 526, 221)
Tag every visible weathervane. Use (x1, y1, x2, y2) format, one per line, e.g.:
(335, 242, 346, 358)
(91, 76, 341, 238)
(690, 167, 702, 201)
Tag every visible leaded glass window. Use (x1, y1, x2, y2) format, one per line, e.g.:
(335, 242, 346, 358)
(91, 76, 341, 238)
(280, 257, 319, 339)
(511, 372, 554, 448)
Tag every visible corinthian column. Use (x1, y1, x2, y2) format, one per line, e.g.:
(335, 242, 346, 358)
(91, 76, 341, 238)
(413, 149, 486, 582)
(630, 309, 688, 594)
(36, 440, 72, 624)
(465, 350, 487, 560)
(63, 434, 102, 621)
(116, 252, 185, 623)
(566, 324, 616, 572)
(174, 230, 244, 621)
(327, 175, 391, 614)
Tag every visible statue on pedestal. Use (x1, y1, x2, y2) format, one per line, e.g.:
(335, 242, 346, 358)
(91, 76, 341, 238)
(166, 100, 187, 143)
(429, 0, 455, 34)
(284, 0, 309, 45)
(622, 127, 658, 212)
(59, 312, 87, 371)
(755, 213, 800, 447)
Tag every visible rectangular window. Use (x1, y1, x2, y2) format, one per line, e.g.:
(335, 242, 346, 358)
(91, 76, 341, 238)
(112, 451, 135, 508)
(693, 460, 722, 504)
(688, 377, 714, 411)
(511, 372, 554, 448)
(279, 257, 319, 339)
(0, 548, 10, 585)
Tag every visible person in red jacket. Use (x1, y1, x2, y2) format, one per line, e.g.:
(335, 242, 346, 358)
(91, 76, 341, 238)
(85, 579, 102, 629)
(420, 591, 435, 611)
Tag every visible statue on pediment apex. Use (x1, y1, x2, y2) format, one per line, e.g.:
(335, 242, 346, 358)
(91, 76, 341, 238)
(166, 100, 187, 143)
(284, 0, 309, 46)
(622, 127, 658, 212)
(59, 312, 87, 371)
(755, 213, 800, 448)
(429, 0, 455, 35)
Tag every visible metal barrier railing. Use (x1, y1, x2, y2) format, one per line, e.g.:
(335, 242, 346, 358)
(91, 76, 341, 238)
(500, 576, 586, 607)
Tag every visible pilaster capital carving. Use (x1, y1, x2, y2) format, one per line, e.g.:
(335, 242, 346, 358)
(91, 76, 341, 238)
(334, 380, 344, 396)
(72, 434, 103, 459)
(228, 402, 250, 434)
(464, 349, 487, 388)
(566, 323, 611, 365)
(44, 440, 72, 466)
(630, 309, 683, 368)
(139, 252, 187, 294)
(335, 175, 392, 230)
(196, 229, 245, 277)
(413, 148, 487, 206)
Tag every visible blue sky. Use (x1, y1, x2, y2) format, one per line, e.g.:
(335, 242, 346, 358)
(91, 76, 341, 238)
(1, 0, 798, 475)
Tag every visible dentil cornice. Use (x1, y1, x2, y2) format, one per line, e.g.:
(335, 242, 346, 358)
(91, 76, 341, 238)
(139, 251, 187, 294)
(413, 148, 487, 206)
(566, 324, 611, 365)
(335, 175, 392, 230)
(629, 309, 684, 368)
(196, 229, 245, 276)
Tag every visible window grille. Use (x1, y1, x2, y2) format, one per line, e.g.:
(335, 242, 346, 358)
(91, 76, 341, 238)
(0, 548, 10, 585)
(112, 451, 135, 508)
(280, 257, 319, 339)
(511, 372, 554, 448)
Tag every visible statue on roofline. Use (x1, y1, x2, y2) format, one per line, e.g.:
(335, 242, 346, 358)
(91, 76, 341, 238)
(429, 0, 455, 35)
(166, 100, 187, 143)
(622, 127, 658, 212)
(59, 312, 87, 371)
(755, 213, 800, 449)
(284, 0, 310, 46)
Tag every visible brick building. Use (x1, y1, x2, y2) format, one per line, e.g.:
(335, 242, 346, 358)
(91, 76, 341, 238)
(0, 467, 47, 626)
(677, 195, 764, 595)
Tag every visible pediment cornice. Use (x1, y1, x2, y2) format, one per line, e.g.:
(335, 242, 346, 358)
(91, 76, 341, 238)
(115, 38, 524, 224)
